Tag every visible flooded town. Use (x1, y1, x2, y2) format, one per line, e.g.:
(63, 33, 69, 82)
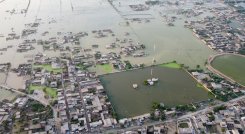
(0, 0, 245, 133)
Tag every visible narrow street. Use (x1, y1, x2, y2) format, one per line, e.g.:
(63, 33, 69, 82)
(61, 62, 72, 132)
(78, 84, 91, 132)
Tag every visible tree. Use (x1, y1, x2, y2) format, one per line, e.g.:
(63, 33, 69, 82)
(152, 102, 160, 110)
(140, 64, 145, 68)
(2, 121, 8, 130)
(196, 64, 200, 69)
(161, 112, 166, 120)
(44, 94, 49, 99)
(144, 80, 149, 85)
(150, 112, 159, 121)
(213, 105, 226, 113)
(29, 89, 34, 94)
(112, 111, 118, 120)
(43, 88, 47, 93)
(208, 114, 215, 121)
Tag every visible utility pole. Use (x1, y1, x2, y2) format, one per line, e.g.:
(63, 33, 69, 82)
(151, 44, 156, 76)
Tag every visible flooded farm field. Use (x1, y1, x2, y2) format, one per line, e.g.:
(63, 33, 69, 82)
(100, 66, 211, 118)
(0, 88, 18, 101)
(211, 54, 245, 86)
(0, 0, 215, 71)
(0, 73, 6, 84)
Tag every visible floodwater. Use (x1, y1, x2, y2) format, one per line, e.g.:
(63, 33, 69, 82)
(0, 0, 123, 67)
(0, 73, 18, 101)
(6, 72, 29, 89)
(100, 66, 210, 118)
(0, 73, 6, 84)
(112, 0, 216, 68)
(211, 54, 245, 86)
(0, 88, 18, 101)
(0, 0, 216, 69)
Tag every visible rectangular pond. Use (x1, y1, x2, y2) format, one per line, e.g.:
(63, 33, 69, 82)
(100, 66, 211, 118)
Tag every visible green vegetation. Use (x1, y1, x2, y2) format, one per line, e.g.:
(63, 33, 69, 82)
(178, 123, 189, 128)
(150, 102, 166, 121)
(71, 117, 79, 124)
(143, 80, 149, 85)
(88, 88, 96, 94)
(209, 73, 224, 83)
(151, 102, 166, 111)
(213, 105, 226, 113)
(29, 85, 57, 98)
(206, 125, 218, 133)
(159, 61, 181, 69)
(76, 65, 87, 70)
(33, 64, 62, 73)
(29, 101, 46, 112)
(196, 83, 203, 88)
(239, 48, 245, 55)
(76, 63, 91, 70)
(112, 111, 118, 120)
(212, 88, 243, 102)
(124, 60, 133, 70)
(175, 104, 196, 112)
(12, 100, 53, 133)
(207, 112, 215, 121)
(211, 54, 245, 85)
(97, 64, 113, 73)
(0, 88, 18, 101)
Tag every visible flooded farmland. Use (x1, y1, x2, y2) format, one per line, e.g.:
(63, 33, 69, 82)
(0, 73, 6, 84)
(0, 87, 18, 101)
(100, 66, 211, 118)
(211, 54, 245, 86)
(0, 0, 215, 70)
(1, 0, 245, 133)
(0, 0, 220, 118)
